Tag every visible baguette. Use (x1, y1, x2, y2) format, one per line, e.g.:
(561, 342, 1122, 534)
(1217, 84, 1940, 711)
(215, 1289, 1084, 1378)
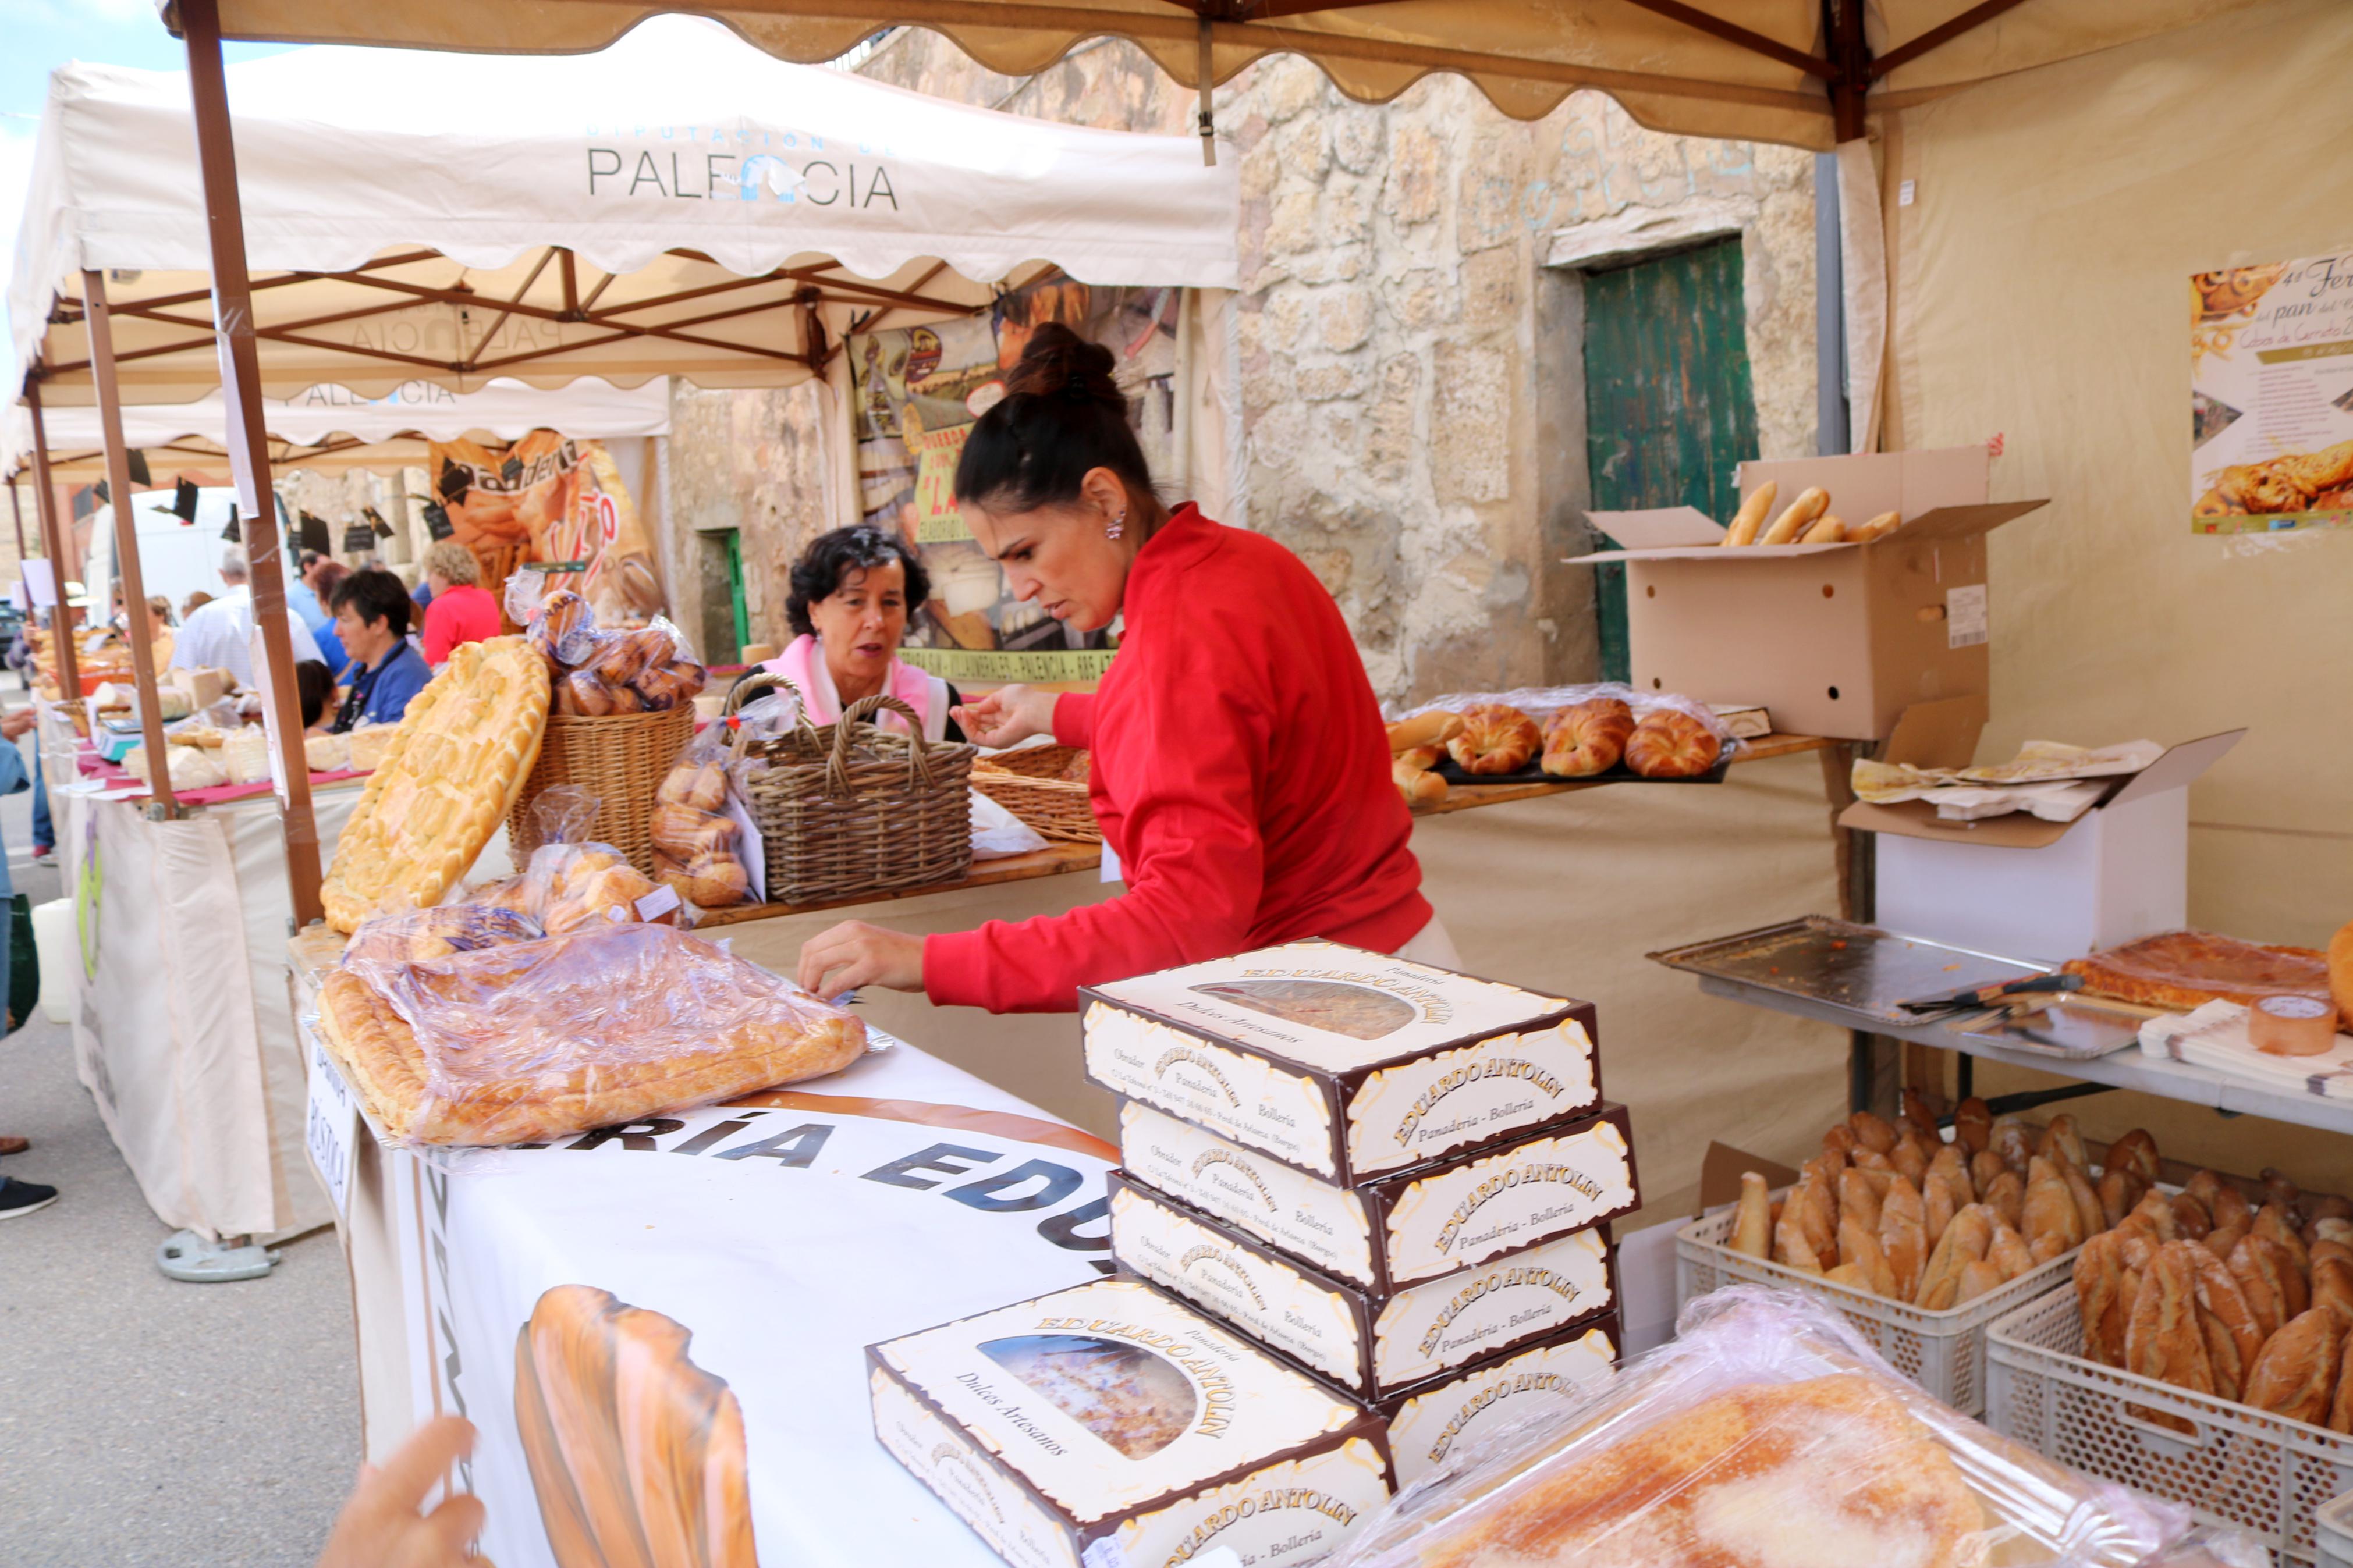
(1848, 510, 1903, 543)
(1386, 710, 1463, 755)
(1799, 513, 1847, 544)
(1759, 486, 1830, 544)
(1720, 481, 1777, 546)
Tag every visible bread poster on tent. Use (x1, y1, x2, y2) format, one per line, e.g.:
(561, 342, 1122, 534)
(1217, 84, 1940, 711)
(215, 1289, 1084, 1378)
(2189, 252, 2353, 532)
(847, 275, 1184, 684)
(426, 431, 668, 625)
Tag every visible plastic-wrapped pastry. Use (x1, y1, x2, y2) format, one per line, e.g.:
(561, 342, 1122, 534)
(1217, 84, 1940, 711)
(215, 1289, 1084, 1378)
(657, 761, 727, 813)
(655, 848, 751, 909)
(649, 801, 735, 860)
(320, 922, 867, 1145)
(343, 904, 545, 967)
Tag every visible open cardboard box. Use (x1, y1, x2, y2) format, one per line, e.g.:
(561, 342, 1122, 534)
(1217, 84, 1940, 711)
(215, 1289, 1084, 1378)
(1839, 695, 2246, 962)
(1577, 447, 2046, 740)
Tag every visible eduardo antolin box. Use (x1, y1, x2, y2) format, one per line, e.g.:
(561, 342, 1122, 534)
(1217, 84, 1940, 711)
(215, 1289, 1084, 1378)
(868, 1278, 1392, 1568)
(1577, 446, 2049, 741)
(1081, 941, 1600, 1183)
(1376, 1317, 1620, 1486)
(1109, 1174, 1616, 1399)
(1118, 1100, 1638, 1293)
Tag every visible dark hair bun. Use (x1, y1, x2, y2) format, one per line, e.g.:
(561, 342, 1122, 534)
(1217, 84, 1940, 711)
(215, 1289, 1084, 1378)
(1005, 322, 1123, 411)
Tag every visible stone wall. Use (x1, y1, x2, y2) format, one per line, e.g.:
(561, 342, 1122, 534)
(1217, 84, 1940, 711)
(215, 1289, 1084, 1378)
(662, 381, 833, 663)
(851, 34, 1819, 699)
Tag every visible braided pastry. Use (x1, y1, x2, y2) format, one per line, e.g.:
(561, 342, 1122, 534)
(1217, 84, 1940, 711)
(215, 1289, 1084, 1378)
(1623, 710, 1723, 778)
(1446, 703, 1541, 776)
(1540, 698, 1634, 777)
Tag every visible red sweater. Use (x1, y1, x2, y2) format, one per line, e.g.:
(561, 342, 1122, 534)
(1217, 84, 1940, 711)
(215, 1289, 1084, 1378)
(421, 583, 502, 664)
(924, 505, 1429, 1013)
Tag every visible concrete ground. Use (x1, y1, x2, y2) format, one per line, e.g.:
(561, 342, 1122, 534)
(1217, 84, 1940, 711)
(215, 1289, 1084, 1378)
(0, 702, 359, 1566)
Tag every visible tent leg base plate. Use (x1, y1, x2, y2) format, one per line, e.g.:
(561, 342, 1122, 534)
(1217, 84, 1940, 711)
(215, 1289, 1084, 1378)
(156, 1228, 279, 1283)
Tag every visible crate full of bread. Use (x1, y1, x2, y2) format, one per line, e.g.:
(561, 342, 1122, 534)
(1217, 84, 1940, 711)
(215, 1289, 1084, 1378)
(1577, 445, 2049, 739)
(868, 1278, 1394, 1568)
(1081, 940, 1600, 1182)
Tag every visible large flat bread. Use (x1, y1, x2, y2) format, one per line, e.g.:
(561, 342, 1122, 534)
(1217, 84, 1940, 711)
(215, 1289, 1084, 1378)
(2062, 930, 2329, 1014)
(322, 637, 549, 933)
(1419, 1375, 1984, 1567)
(317, 923, 866, 1145)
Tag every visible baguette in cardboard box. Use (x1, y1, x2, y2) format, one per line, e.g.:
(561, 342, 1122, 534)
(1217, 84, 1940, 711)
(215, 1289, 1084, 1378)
(868, 1278, 1392, 1568)
(1081, 940, 1600, 1182)
(1119, 1100, 1638, 1293)
(1109, 1174, 1616, 1399)
(1376, 1317, 1619, 1485)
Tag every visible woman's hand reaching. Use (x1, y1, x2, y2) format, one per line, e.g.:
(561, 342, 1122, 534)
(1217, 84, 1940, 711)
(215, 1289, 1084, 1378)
(950, 684, 1059, 749)
(797, 920, 925, 999)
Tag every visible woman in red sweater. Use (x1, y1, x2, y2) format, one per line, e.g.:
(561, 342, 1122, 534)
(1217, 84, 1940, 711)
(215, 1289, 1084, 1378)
(797, 325, 1450, 1012)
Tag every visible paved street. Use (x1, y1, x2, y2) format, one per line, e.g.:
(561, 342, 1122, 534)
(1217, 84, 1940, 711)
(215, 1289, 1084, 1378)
(0, 712, 359, 1566)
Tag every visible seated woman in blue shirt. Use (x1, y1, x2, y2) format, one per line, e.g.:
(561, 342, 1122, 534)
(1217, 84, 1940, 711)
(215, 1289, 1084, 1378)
(328, 569, 432, 733)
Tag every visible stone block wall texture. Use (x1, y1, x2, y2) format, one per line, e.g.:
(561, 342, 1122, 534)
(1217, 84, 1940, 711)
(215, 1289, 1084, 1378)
(684, 35, 1816, 702)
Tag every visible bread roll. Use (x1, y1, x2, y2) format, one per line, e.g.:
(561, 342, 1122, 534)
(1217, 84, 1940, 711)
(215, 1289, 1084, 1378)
(1848, 510, 1903, 543)
(1445, 703, 1541, 776)
(1759, 486, 1830, 544)
(1730, 1172, 1770, 1258)
(1397, 744, 1444, 771)
(650, 802, 736, 859)
(1953, 1097, 1993, 1155)
(1800, 513, 1847, 544)
(1392, 755, 1447, 807)
(1623, 710, 1722, 778)
(564, 670, 617, 717)
(657, 762, 728, 813)
(1720, 481, 1777, 546)
(1539, 698, 1634, 778)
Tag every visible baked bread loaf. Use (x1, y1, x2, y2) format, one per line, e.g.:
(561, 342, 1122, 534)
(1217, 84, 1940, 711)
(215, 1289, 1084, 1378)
(1412, 1375, 1982, 1568)
(319, 922, 865, 1145)
(322, 637, 550, 933)
(1800, 513, 1847, 544)
(1720, 481, 1776, 546)
(1446, 703, 1541, 775)
(1849, 510, 1903, 543)
(343, 904, 545, 967)
(514, 1285, 756, 1568)
(1624, 710, 1723, 778)
(2240, 1307, 2345, 1428)
(1540, 698, 1634, 778)
(650, 802, 736, 860)
(1759, 486, 1830, 545)
(1392, 755, 1447, 808)
(656, 849, 751, 908)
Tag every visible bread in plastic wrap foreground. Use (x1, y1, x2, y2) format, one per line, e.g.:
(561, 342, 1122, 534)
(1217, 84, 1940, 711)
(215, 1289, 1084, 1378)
(1319, 1283, 2259, 1568)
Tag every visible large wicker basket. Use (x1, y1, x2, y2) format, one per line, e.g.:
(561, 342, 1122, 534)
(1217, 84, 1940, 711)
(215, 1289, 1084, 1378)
(971, 744, 1100, 844)
(733, 680, 977, 905)
(506, 705, 695, 876)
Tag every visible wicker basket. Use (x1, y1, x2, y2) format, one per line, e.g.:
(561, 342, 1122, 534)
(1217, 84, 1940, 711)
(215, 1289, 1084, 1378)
(1988, 1289, 2353, 1563)
(1677, 1189, 2078, 1416)
(733, 680, 977, 905)
(971, 744, 1099, 844)
(506, 704, 695, 876)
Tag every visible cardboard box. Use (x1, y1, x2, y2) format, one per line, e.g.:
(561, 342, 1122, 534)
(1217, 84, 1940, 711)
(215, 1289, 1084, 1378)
(1376, 1316, 1620, 1486)
(1081, 940, 1600, 1183)
(1578, 447, 2047, 740)
(1838, 699, 2245, 962)
(1109, 1174, 1616, 1399)
(868, 1278, 1393, 1568)
(1119, 1100, 1638, 1293)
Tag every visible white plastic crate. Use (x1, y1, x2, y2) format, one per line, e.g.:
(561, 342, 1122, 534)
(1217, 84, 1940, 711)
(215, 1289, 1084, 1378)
(1676, 1195, 2075, 1416)
(1988, 1289, 2353, 1564)
(2319, 1492, 2353, 1568)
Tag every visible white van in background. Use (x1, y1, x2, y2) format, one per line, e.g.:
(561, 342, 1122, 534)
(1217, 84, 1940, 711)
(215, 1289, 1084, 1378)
(84, 486, 247, 621)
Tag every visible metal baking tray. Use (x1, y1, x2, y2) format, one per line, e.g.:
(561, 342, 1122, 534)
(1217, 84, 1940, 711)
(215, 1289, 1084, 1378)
(1648, 916, 2049, 1023)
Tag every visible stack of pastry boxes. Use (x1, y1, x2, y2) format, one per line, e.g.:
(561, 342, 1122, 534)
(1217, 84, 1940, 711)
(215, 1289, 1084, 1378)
(1089, 941, 1635, 1487)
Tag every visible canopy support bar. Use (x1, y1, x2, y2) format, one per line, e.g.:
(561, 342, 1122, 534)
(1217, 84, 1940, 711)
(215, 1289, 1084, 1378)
(8, 481, 26, 568)
(23, 386, 79, 703)
(1197, 16, 1216, 166)
(1871, 0, 2033, 78)
(182, 0, 325, 929)
(82, 271, 180, 818)
(1616, 0, 1833, 79)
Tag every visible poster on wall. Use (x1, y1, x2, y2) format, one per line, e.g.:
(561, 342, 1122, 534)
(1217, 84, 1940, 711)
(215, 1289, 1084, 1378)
(849, 275, 1183, 684)
(2189, 254, 2353, 532)
(427, 431, 667, 625)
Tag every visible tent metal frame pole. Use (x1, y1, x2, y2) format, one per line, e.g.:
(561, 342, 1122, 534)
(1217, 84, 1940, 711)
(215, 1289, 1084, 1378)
(23, 386, 80, 702)
(83, 270, 180, 817)
(8, 478, 26, 567)
(181, 0, 325, 928)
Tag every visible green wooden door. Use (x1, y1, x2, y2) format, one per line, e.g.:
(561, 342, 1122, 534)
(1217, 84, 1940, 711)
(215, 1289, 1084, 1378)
(1581, 237, 1761, 682)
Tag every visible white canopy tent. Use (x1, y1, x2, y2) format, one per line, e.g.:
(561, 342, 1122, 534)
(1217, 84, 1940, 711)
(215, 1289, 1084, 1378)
(6, 13, 1238, 918)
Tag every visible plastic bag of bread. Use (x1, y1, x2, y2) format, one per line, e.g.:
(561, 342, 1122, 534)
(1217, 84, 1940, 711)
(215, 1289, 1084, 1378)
(523, 841, 686, 933)
(645, 708, 769, 909)
(321, 922, 867, 1146)
(523, 582, 709, 716)
(342, 904, 545, 968)
(1323, 1285, 2221, 1568)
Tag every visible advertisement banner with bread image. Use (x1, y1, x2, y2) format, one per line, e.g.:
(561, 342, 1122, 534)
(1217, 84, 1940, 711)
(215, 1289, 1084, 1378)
(2190, 251, 2353, 532)
(428, 431, 667, 627)
(515, 1285, 756, 1568)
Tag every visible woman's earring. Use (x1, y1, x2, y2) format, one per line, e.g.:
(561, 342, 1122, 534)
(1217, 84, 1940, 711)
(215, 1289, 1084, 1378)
(1105, 510, 1127, 541)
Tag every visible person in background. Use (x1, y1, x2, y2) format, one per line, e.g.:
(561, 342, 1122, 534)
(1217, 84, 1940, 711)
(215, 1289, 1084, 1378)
(0, 701, 58, 1217)
(289, 555, 349, 678)
(329, 569, 430, 733)
(418, 542, 500, 666)
(295, 659, 333, 733)
(180, 589, 213, 620)
(145, 595, 175, 668)
(757, 526, 966, 742)
(170, 551, 325, 687)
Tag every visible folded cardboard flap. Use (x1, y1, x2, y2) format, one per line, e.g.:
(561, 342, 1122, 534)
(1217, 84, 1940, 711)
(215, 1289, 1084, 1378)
(1583, 507, 1722, 551)
(1839, 724, 2246, 849)
(1697, 1140, 1801, 1214)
